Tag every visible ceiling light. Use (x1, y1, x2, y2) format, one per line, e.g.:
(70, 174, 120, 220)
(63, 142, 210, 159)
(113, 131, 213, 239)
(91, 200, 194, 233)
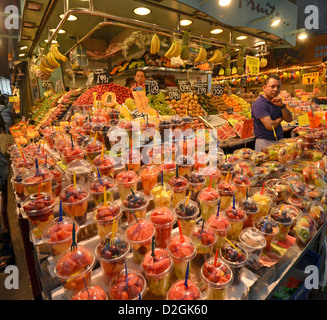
(133, 7, 151, 15)
(271, 16, 281, 27)
(255, 41, 266, 46)
(50, 28, 66, 34)
(44, 39, 58, 44)
(180, 19, 193, 26)
(236, 36, 247, 40)
(19, 53, 25, 57)
(298, 32, 308, 40)
(210, 28, 223, 34)
(219, 0, 231, 6)
(59, 14, 78, 21)
(20, 46, 28, 50)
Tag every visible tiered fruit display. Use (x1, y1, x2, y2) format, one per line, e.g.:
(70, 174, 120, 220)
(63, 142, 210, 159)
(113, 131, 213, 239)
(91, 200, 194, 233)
(216, 123, 236, 141)
(147, 93, 175, 116)
(10, 122, 40, 145)
(222, 94, 242, 113)
(198, 94, 229, 115)
(168, 93, 205, 118)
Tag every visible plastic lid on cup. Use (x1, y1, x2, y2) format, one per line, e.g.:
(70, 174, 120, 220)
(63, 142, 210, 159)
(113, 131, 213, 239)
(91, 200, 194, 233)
(239, 227, 266, 251)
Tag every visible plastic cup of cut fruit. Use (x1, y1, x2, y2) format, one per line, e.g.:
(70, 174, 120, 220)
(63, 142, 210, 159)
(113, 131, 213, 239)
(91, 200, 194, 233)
(232, 174, 254, 202)
(42, 216, 80, 258)
(90, 176, 116, 206)
(166, 279, 202, 300)
(149, 207, 176, 249)
(176, 155, 195, 177)
(224, 206, 247, 240)
(85, 139, 104, 163)
(65, 159, 93, 188)
(175, 199, 200, 237)
(200, 257, 233, 300)
(159, 162, 176, 184)
(95, 232, 131, 285)
(22, 168, 53, 198)
(61, 146, 86, 165)
(54, 245, 95, 299)
(199, 166, 221, 189)
(270, 204, 302, 231)
(59, 184, 90, 225)
(71, 285, 107, 300)
(108, 267, 147, 300)
(92, 154, 115, 178)
(270, 208, 293, 241)
(237, 197, 260, 229)
(22, 192, 55, 240)
(121, 191, 149, 225)
(92, 202, 122, 239)
(254, 218, 279, 252)
(206, 214, 231, 251)
(11, 167, 28, 202)
(150, 183, 173, 208)
(125, 218, 155, 264)
(121, 149, 142, 173)
(141, 247, 173, 298)
(239, 227, 266, 270)
(167, 234, 196, 279)
(168, 176, 189, 208)
(198, 187, 220, 222)
(251, 188, 274, 220)
(187, 171, 206, 203)
(217, 181, 236, 211)
(115, 170, 140, 201)
(266, 178, 290, 202)
(139, 165, 159, 195)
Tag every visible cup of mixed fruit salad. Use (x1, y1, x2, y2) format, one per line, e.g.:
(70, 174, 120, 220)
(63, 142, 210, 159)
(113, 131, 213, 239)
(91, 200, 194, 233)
(270, 207, 293, 241)
(270, 204, 301, 231)
(85, 139, 104, 163)
(169, 175, 189, 208)
(40, 163, 63, 198)
(175, 199, 199, 237)
(90, 176, 116, 206)
(95, 232, 131, 285)
(199, 166, 221, 189)
(92, 202, 122, 239)
(54, 245, 95, 299)
(115, 170, 140, 201)
(22, 192, 55, 239)
(125, 218, 155, 264)
(224, 205, 247, 240)
(92, 154, 115, 178)
(266, 178, 290, 202)
(237, 197, 259, 229)
(255, 218, 279, 252)
(232, 174, 253, 202)
(61, 145, 86, 165)
(217, 180, 236, 211)
(252, 166, 271, 188)
(150, 183, 173, 208)
(149, 207, 176, 249)
(197, 187, 220, 222)
(65, 159, 92, 188)
(219, 240, 248, 285)
(200, 257, 233, 300)
(167, 235, 196, 279)
(42, 216, 80, 258)
(176, 155, 195, 177)
(122, 191, 149, 225)
(186, 171, 206, 203)
(141, 247, 173, 298)
(239, 227, 266, 270)
(22, 168, 53, 198)
(206, 214, 231, 251)
(11, 167, 28, 202)
(60, 184, 90, 225)
(71, 285, 107, 300)
(108, 267, 147, 300)
(159, 162, 176, 184)
(217, 161, 234, 182)
(139, 165, 159, 195)
(121, 149, 142, 173)
(250, 187, 276, 219)
(166, 278, 202, 300)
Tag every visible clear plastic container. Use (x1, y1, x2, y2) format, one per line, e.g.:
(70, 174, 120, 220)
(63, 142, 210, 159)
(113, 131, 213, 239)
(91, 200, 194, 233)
(71, 285, 107, 300)
(224, 206, 247, 240)
(115, 170, 140, 201)
(65, 159, 92, 188)
(175, 199, 200, 237)
(85, 139, 104, 163)
(168, 176, 189, 208)
(270, 207, 293, 241)
(217, 181, 236, 211)
(158, 162, 176, 184)
(199, 166, 221, 189)
(186, 171, 206, 203)
(139, 165, 159, 195)
(166, 279, 202, 300)
(255, 218, 279, 252)
(92, 154, 115, 178)
(237, 197, 259, 229)
(22, 168, 53, 198)
(121, 191, 149, 225)
(61, 146, 86, 165)
(176, 154, 195, 177)
(198, 187, 220, 222)
(90, 176, 116, 206)
(150, 183, 173, 208)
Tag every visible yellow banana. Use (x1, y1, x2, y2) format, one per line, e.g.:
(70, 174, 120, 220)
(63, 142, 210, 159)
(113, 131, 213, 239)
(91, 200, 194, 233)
(214, 50, 223, 63)
(173, 41, 182, 57)
(165, 41, 176, 59)
(46, 51, 61, 68)
(208, 50, 219, 63)
(155, 34, 160, 53)
(51, 44, 67, 62)
(39, 61, 54, 74)
(150, 34, 156, 54)
(151, 34, 160, 54)
(195, 47, 206, 63)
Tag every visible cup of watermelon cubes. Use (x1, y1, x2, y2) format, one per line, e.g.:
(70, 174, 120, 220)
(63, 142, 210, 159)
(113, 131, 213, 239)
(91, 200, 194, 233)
(167, 234, 196, 279)
(206, 214, 231, 252)
(61, 146, 86, 165)
(198, 187, 220, 222)
(121, 149, 142, 174)
(71, 285, 107, 300)
(85, 139, 104, 164)
(201, 257, 233, 300)
(22, 168, 54, 198)
(166, 279, 202, 300)
(42, 216, 80, 258)
(149, 207, 176, 249)
(175, 199, 200, 237)
(95, 232, 131, 285)
(60, 184, 90, 225)
(108, 267, 147, 300)
(125, 218, 155, 264)
(54, 245, 96, 299)
(115, 170, 140, 201)
(90, 176, 116, 206)
(22, 192, 56, 240)
(141, 247, 173, 298)
(92, 202, 122, 239)
(92, 154, 115, 178)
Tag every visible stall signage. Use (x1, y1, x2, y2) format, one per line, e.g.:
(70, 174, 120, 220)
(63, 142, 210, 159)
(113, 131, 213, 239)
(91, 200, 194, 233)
(93, 68, 110, 84)
(167, 87, 181, 100)
(227, 107, 234, 115)
(245, 56, 260, 75)
(298, 113, 310, 127)
(145, 79, 160, 95)
(240, 119, 254, 139)
(178, 80, 192, 93)
(42, 80, 53, 90)
(302, 72, 319, 85)
(211, 84, 224, 96)
(194, 82, 208, 95)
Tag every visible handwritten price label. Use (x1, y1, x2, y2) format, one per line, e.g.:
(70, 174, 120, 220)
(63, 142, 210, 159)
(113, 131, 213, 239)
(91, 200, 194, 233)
(178, 80, 192, 93)
(211, 84, 224, 96)
(93, 68, 110, 84)
(245, 56, 260, 75)
(240, 119, 254, 139)
(145, 79, 160, 95)
(167, 87, 181, 100)
(302, 72, 319, 85)
(194, 83, 208, 95)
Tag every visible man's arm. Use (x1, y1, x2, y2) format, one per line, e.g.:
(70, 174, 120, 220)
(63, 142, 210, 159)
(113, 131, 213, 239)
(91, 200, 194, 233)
(271, 97, 293, 122)
(259, 116, 283, 131)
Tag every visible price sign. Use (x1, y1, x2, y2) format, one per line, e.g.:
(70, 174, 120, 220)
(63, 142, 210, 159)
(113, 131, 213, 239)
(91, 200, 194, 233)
(245, 56, 260, 75)
(93, 68, 110, 84)
(167, 87, 181, 100)
(145, 79, 160, 95)
(211, 84, 224, 96)
(240, 119, 254, 139)
(194, 83, 208, 95)
(298, 113, 310, 127)
(227, 107, 234, 115)
(302, 72, 319, 85)
(178, 80, 192, 93)
(42, 80, 53, 90)
(132, 90, 149, 114)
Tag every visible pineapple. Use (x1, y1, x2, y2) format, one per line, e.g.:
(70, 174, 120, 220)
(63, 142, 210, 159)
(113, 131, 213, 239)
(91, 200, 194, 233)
(236, 44, 246, 68)
(180, 31, 190, 60)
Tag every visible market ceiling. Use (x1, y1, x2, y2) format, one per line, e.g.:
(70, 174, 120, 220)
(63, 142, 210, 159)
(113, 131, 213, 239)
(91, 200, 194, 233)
(16, 0, 327, 60)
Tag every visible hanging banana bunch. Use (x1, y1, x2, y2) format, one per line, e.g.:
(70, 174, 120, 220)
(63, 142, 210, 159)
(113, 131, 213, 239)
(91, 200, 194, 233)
(208, 48, 224, 64)
(150, 34, 160, 54)
(259, 56, 268, 68)
(194, 46, 207, 63)
(50, 43, 68, 62)
(165, 39, 182, 59)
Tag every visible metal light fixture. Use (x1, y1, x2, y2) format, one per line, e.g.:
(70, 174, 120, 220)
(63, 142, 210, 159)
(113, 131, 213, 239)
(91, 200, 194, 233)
(180, 19, 193, 26)
(44, 39, 58, 44)
(210, 28, 223, 34)
(59, 14, 78, 21)
(255, 41, 266, 46)
(19, 53, 25, 57)
(133, 7, 151, 15)
(50, 28, 66, 34)
(20, 46, 28, 50)
(236, 36, 247, 40)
